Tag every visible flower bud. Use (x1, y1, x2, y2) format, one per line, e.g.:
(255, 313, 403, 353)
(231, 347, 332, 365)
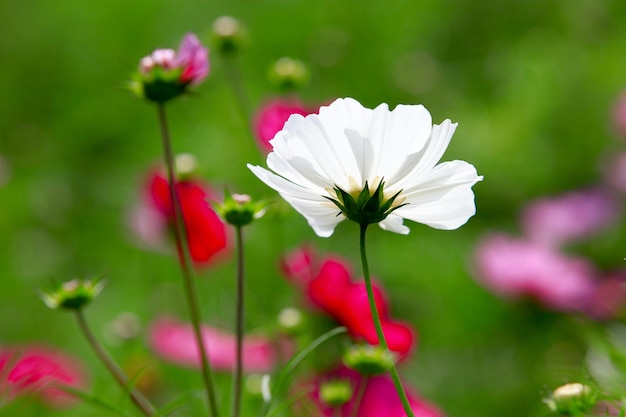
(343, 344, 395, 376)
(277, 307, 305, 335)
(545, 383, 597, 415)
(319, 379, 353, 407)
(131, 33, 209, 103)
(268, 57, 309, 92)
(216, 191, 268, 227)
(175, 153, 199, 180)
(211, 16, 246, 55)
(41, 279, 104, 310)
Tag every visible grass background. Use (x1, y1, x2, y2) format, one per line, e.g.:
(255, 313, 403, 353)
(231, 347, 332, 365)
(2, 0, 626, 415)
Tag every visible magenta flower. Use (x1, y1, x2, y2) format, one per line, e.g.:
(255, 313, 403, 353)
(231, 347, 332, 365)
(311, 367, 444, 417)
(0, 345, 86, 407)
(473, 233, 596, 311)
(136, 33, 209, 102)
(282, 247, 416, 356)
(253, 98, 311, 153)
(148, 317, 284, 373)
(521, 188, 619, 247)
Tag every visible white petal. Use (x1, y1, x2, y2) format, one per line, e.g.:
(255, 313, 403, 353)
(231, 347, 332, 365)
(395, 160, 483, 230)
(248, 164, 343, 237)
(379, 213, 410, 235)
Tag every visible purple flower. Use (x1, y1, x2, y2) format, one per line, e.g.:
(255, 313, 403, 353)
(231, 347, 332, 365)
(474, 233, 596, 311)
(520, 188, 619, 247)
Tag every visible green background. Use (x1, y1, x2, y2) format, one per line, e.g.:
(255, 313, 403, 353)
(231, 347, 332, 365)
(1, 0, 626, 415)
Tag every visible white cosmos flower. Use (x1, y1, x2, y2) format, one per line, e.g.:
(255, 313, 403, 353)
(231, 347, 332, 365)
(248, 97, 483, 238)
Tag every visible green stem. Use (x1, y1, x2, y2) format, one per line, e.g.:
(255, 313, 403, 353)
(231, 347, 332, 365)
(358, 223, 414, 417)
(230, 225, 245, 417)
(74, 309, 156, 417)
(349, 377, 369, 417)
(156, 103, 220, 417)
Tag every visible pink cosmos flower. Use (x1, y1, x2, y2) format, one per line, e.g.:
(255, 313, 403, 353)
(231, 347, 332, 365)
(613, 89, 626, 139)
(0, 345, 85, 407)
(253, 99, 311, 153)
(521, 188, 619, 247)
(140, 33, 209, 86)
(282, 247, 416, 356)
(148, 317, 281, 373)
(311, 367, 444, 417)
(474, 233, 596, 311)
(130, 170, 229, 268)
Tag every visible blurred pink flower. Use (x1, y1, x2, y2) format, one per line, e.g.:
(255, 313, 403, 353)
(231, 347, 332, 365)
(282, 247, 416, 356)
(253, 98, 311, 153)
(474, 234, 597, 311)
(584, 270, 626, 320)
(148, 317, 280, 373)
(613, 89, 626, 139)
(140, 33, 209, 86)
(603, 152, 626, 194)
(0, 345, 85, 407)
(311, 367, 444, 417)
(521, 188, 619, 247)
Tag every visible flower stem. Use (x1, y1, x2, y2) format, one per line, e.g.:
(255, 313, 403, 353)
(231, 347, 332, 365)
(230, 225, 245, 417)
(349, 377, 369, 417)
(358, 224, 414, 417)
(156, 102, 220, 417)
(74, 309, 156, 417)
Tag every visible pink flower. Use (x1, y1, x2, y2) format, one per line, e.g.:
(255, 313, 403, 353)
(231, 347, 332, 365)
(130, 170, 229, 268)
(148, 317, 281, 373)
(584, 270, 626, 320)
(0, 345, 86, 407)
(521, 188, 619, 247)
(253, 99, 311, 153)
(140, 33, 209, 86)
(474, 233, 596, 311)
(311, 367, 444, 417)
(613, 89, 626, 139)
(282, 247, 416, 356)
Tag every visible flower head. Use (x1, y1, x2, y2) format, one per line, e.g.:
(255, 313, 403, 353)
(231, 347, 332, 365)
(41, 278, 104, 310)
(254, 99, 311, 153)
(134, 33, 209, 103)
(248, 97, 482, 237)
(215, 191, 268, 227)
(0, 345, 86, 407)
(148, 317, 287, 372)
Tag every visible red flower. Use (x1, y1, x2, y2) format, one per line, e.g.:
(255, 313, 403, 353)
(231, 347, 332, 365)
(311, 367, 444, 417)
(283, 247, 416, 356)
(146, 171, 229, 267)
(0, 345, 86, 408)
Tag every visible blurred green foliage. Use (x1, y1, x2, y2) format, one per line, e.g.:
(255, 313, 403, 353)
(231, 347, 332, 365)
(2, 0, 626, 416)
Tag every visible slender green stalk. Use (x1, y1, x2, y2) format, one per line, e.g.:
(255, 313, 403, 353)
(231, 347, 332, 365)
(74, 309, 156, 417)
(358, 224, 414, 417)
(230, 225, 245, 417)
(349, 377, 369, 417)
(156, 103, 219, 417)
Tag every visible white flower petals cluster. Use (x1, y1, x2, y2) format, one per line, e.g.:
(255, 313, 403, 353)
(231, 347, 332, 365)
(248, 97, 483, 237)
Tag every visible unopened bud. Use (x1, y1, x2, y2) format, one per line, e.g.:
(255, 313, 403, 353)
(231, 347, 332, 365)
(319, 379, 352, 407)
(343, 344, 395, 376)
(545, 383, 596, 415)
(175, 153, 199, 179)
(41, 279, 104, 310)
(277, 307, 304, 334)
(268, 57, 309, 92)
(212, 16, 246, 55)
(216, 190, 268, 227)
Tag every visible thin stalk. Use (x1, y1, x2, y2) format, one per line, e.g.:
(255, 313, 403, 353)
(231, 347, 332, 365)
(348, 377, 369, 417)
(358, 224, 414, 417)
(229, 225, 245, 417)
(74, 309, 156, 417)
(156, 103, 219, 417)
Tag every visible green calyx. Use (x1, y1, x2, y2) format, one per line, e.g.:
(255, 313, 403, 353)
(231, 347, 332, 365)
(216, 191, 268, 227)
(132, 67, 189, 103)
(325, 180, 406, 226)
(343, 344, 395, 376)
(319, 379, 353, 407)
(41, 279, 104, 311)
